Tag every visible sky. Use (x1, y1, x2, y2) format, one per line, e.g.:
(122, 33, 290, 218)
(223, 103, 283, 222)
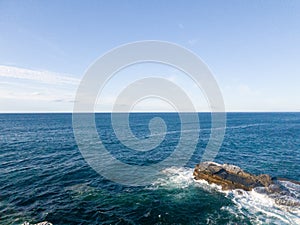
(0, 0, 299, 112)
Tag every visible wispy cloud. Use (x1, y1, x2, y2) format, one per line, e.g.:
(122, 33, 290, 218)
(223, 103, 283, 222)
(0, 65, 79, 112)
(0, 65, 80, 85)
(2, 65, 297, 112)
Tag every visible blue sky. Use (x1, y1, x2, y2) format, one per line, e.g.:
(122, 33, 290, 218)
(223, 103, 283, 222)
(0, 0, 299, 112)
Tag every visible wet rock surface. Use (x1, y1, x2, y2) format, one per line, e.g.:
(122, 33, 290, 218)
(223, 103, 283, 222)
(193, 162, 273, 191)
(193, 162, 300, 207)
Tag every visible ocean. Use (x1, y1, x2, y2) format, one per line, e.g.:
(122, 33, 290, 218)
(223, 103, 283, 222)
(0, 113, 299, 224)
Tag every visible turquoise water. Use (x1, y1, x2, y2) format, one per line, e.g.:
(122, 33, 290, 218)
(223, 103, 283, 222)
(0, 113, 299, 224)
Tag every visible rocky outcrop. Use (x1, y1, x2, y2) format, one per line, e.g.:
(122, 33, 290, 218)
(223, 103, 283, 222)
(22, 222, 52, 225)
(193, 161, 273, 191)
(194, 162, 300, 207)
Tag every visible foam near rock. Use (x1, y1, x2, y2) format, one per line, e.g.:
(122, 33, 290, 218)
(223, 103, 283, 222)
(21, 222, 52, 225)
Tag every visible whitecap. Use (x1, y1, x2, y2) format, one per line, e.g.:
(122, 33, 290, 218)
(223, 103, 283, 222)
(150, 167, 300, 224)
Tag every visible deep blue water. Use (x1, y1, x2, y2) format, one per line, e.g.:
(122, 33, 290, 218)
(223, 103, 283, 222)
(0, 113, 299, 224)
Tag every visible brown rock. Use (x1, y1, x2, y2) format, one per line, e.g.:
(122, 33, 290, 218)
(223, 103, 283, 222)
(193, 162, 273, 191)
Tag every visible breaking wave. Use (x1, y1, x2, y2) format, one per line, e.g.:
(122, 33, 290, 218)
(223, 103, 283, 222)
(151, 167, 300, 225)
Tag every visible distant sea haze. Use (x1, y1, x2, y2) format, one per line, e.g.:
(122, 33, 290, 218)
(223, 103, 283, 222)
(0, 113, 299, 224)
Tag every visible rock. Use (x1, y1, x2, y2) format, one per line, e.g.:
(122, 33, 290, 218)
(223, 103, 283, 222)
(193, 162, 273, 191)
(22, 222, 53, 225)
(194, 162, 300, 207)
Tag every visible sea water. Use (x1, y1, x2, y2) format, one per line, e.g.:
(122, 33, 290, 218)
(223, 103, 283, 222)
(0, 113, 299, 224)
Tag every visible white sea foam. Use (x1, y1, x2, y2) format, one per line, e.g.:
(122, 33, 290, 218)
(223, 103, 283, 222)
(21, 222, 52, 225)
(149, 167, 194, 189)
(225, 188, 300, 224)
(134, 123, 266, 139)
(151, 167, 300, 225)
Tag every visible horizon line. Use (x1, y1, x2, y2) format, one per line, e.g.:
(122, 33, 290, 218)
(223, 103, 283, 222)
(0, 111, 299, 114)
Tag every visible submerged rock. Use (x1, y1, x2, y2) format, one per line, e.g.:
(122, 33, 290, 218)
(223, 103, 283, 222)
(193, 161, 273, 191)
